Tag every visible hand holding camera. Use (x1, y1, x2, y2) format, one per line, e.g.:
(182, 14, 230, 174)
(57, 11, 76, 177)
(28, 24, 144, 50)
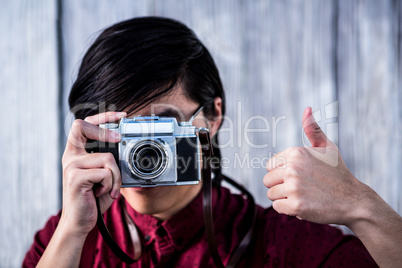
(60, 111, 126, 236)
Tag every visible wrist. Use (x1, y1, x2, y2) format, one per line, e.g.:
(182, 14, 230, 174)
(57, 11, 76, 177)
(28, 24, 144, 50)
(58, 214, 93, 240)
(341, 184, 402, 268)
(37, 216, 88, 268)
(345, 183, 392, 236)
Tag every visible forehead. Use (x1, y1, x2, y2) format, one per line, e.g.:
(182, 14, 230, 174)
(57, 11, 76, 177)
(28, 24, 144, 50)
(127, 86, 199, 117)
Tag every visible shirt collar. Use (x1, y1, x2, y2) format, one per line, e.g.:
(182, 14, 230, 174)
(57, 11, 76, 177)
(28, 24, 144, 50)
(124, 187, 219, 251)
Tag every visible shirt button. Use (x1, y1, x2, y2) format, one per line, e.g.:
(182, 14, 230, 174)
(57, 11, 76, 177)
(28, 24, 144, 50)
(144, 235, 151, 242)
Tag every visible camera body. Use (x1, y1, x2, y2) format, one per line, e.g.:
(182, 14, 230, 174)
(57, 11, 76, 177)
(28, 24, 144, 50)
(99, 116, 201, 187)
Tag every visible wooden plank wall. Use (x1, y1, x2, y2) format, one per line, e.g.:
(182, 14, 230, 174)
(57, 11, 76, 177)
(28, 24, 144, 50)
(1, 0, 400, 266)
(337, 0, 402, 212)
(0, 1, 60, 266)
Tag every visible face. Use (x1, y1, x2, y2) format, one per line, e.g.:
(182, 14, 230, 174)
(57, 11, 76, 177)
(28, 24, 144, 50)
(120, 86, 222, 220)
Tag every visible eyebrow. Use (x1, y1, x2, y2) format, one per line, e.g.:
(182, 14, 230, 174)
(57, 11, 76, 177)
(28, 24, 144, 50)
(156, 108, 189, 121)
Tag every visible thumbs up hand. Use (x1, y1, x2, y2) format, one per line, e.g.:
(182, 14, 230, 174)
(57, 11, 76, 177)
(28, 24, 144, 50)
(263, 107, 374, 226)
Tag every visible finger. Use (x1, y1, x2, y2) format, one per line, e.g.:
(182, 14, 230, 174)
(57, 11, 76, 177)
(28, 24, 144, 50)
(108, 162, 122, 200)
(90, 169, 114, 197)
(84, 111, 127, 126)
(66, 168, 113, 194)
(67, 152, 118, 169)
(302, 107, 335, 148)
(98, 193, 115, 214)
(267, 184, 288, 201)
(92, 153, 121, 199)
(72, 153, 121, 199)
(266, 152, 288, 171)
(263, 169, 284, 188)
(272, 199, 296, 216)
(66, 119, 121, 155)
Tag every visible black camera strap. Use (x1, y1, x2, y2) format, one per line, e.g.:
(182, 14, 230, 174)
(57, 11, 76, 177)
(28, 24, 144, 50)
(198, 129, 256, 268)
(95, 130, 256, 267)
(95, 197, 137, 264)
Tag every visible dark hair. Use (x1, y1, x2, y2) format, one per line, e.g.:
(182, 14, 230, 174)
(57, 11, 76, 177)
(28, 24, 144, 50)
(68, 16, 226, 183)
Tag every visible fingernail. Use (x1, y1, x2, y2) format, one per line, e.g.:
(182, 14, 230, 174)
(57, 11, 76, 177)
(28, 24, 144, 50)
(114, 191, 120, 199)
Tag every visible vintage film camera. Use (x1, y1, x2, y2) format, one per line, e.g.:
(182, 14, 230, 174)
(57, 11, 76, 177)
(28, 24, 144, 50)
(98, 115, 202, 187)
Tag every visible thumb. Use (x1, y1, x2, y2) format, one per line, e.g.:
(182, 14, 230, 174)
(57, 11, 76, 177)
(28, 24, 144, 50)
(302, 107, 334, 148)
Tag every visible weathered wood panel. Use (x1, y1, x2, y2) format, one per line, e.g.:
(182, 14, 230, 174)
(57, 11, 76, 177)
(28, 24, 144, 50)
(0, 1, 60, 267)
(337, 0, 402, 212)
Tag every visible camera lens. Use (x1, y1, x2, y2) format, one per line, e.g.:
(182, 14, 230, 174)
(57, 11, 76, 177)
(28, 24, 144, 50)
(135, 147, 162, 173)
(128, 140, 168, 179)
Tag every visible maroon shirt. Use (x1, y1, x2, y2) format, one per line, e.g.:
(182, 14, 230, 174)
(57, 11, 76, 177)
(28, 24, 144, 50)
(23, 186, 377, 267)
